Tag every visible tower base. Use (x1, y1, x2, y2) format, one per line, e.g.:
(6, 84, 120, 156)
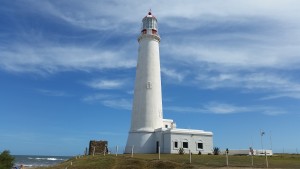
(125, 131, 157, 154)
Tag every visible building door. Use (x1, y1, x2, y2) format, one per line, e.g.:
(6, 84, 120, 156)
(156, 141, 159, 153)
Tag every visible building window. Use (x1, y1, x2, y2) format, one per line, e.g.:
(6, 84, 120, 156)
(165, 125, 168, 128)
(174, 141, 178, 148)
(197, 143, 203, 149)
(183, 142, 188, 148)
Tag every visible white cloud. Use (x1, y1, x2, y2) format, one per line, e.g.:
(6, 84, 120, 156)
(164, 106, 201, 114)
(2, 0, 300, 101)
(165, 36, 300, 71)
(101, 99, 131, 110)
(263, 110, 286, 116)
(165, 102, 248, 114)
(21, 0, 300, 34)
(126, 90, 134, 95)
(260, 93, 300, 100)
(0, 44, 135, 74)
(203, 102, 250, 114)
(165, 102, 286, 115)
(3, 0, 300, 75)
(37, 89, 69, 97)
(82, 94, 112, 102)
(161, 67, 185, 82)
(195, 73, 300, 99)
(86, 79, 124, 90)
(82, 93, 131, 110)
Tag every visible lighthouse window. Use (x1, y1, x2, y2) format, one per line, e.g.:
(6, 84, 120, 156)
(147, 82, 152, 89)
(148, 19, 153, 28)
(144, 19, 148, 28)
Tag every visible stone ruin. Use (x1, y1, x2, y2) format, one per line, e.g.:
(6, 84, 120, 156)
(88, 140, 108, 155)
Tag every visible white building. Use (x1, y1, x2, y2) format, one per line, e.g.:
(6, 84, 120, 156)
(221, 149, 273, 156)
(125, 12, 213, 154)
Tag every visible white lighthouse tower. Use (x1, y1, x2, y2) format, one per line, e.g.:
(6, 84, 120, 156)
(125, 11, 213, 154)
(125, 11, 163, 153)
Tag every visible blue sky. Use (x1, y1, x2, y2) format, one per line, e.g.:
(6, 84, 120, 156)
(1, 0, 300, 156)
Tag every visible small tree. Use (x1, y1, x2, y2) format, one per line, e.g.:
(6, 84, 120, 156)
(213, 147, 220, 155)
(0, 150, 14, 169)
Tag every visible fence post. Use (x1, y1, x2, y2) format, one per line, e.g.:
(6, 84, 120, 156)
(226, 152, 229, 166)
(93, 146, 95, 156)
(226, 148, 229, 166)
(265, 151, 269, 168)
(250, 148, 254, 167)
(131, 145, 134, 157)
(189, 150, 191, 164)
(158, 146, 160, 160)
(251, 153, 254, 166)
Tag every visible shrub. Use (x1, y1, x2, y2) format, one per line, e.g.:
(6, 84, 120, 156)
(0, 150, 14, 169)
(178, 148, 185, 155)
(213, 147, 220, 155)
(198, 151, 202, 155)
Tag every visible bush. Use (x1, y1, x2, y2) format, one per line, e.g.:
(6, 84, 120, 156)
(213, 147, 220, 155)
(0, 150, 14, 169)
(178, 148, 185, 155)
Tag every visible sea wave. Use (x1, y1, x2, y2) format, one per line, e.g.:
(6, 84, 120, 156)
(28, 157, 65, 161)
(14, 155, 70, 167)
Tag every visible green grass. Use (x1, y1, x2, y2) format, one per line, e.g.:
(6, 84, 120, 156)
(35, 154, 300, 169)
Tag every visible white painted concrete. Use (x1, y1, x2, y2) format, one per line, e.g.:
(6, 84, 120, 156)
(125, 12, 213, 154)
(156, 128, 213, 154)
(125, 12, 163, 153)
(221, 149, 273, 156)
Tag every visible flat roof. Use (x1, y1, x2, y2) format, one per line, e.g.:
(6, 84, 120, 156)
(156, 128, 213, 135)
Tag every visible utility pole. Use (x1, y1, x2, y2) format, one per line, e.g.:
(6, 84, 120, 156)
(250, 147, 254, 167)
(269, 131, 273, 151)
(260, 130, 265, 154)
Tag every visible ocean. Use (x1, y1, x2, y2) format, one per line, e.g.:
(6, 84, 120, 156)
(13, 155, 71, 168)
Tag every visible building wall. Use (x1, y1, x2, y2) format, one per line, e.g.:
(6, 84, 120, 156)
(125, 131, 156, 154)
(162, 119, 176, 129)
(162, 133, 213, 154)
(220, 149, 273, 156)
(126, 129, 213, 154)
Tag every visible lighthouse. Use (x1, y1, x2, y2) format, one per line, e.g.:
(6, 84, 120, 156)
(125, 11, 213, 154)
(125, 11, 163, 153)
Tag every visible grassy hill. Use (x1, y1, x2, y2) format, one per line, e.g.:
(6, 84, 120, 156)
(36, 154, 300, 169)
